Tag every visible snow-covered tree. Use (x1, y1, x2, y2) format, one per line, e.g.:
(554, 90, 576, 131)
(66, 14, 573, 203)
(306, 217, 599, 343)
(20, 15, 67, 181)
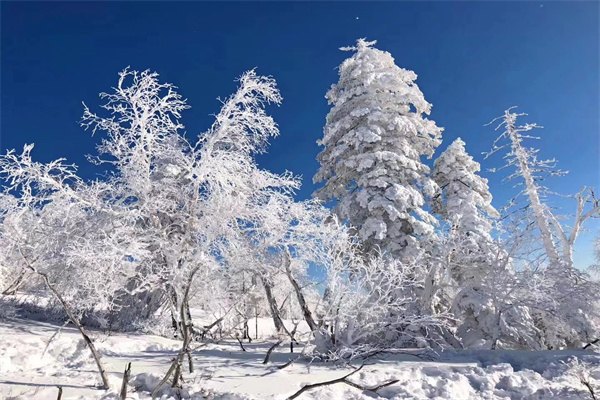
(486, 108, 600, 271)
(485, 108, 600, 348)
(313, 39, 443, 260)
(321, 246, 449, 356)
(430, 137, 500, 331)
(0, 68, 304, 391)
(433, 137, 499, 284)
(0, 145, 138, 389)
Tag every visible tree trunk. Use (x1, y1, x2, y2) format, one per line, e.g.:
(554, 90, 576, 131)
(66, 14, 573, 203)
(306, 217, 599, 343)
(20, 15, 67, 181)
(41, 273, 110, 389)
(282, 250, 332, 352)
(1, 269, 27, 295)
(17, 248, 111, 390)
(263, 279, 286, 333)
(283, 255, 317, 332)
(506, 113, 561, 268)
(152, 267, 199, 397)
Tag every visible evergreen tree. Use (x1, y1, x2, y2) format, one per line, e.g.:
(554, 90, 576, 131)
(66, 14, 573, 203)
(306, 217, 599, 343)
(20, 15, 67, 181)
(314, 39, 443, 260)
(432, 137, 499, 283)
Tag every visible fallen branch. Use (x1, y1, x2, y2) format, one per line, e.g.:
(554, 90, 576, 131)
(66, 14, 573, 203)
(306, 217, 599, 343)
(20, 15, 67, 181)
(285, 364, 399, 400)
(263, 340, 282, 364)
(286, 365, 364, 400)
(277, 356, 299, 370)
(345, 377, 400, 392)
(584, 338, 599, 350)
(56, 386, 63, 400)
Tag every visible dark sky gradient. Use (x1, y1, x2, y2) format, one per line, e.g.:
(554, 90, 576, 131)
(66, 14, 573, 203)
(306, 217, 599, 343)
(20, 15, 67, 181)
(1, 1, 598, 265)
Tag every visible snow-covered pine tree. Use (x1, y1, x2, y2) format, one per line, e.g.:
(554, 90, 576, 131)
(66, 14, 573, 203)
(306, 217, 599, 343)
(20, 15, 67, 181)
(431, 137, 507, 348)
(432, 137, 499, 284)
(313, 39, 443, 261)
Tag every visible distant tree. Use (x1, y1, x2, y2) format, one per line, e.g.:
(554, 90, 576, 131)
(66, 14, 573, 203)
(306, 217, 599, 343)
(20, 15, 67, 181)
(432, 137, 499, 283)
(428, 137, 501, 345)
(313, 39, 443, 261)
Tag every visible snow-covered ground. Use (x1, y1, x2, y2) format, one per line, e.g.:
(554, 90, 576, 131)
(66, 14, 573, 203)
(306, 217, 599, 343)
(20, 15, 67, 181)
(0, 318, 598, 400)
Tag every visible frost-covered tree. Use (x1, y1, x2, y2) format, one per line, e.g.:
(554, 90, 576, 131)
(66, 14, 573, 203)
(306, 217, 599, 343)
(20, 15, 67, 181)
(433, 137, 499, 284)
(321, 245, 449, 355)
(424, 138, 501, 347)
(0, 145, 137, 389)
(486, 108, 600, 271)
(485, 108, 600, 348)
(314, 39, 443, 260)
(0, 68, 304, 391)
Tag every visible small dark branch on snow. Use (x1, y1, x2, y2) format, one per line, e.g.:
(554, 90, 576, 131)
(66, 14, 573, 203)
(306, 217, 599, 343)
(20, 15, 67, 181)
(120, 362, 131, 400)
(286, 365, 364, 400)
(583, 338, 599, 350)
(286, 364, 400, 399)
(56, 386, 63, 400)
(581, 376, 597, 400)
(236, 336, 247, 352)
(277, 356, 299, 370)
(263, 340, 282, 364)
(345, 377, 401, 392)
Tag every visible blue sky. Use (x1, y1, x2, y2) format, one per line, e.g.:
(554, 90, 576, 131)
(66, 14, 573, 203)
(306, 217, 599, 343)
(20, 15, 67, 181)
(1, 1, 598, 265)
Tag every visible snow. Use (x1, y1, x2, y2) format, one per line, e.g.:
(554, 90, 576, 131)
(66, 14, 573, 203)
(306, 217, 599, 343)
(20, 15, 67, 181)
(1, 318, 597, 400)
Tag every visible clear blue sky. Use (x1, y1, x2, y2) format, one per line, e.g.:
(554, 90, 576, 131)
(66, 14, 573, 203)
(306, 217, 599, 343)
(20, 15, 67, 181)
(1, 1, 598, 265)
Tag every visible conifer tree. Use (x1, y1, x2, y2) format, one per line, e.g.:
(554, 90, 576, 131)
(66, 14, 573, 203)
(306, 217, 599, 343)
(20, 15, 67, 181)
(314, 39, 443, 260)
(433, 137, 499, 283)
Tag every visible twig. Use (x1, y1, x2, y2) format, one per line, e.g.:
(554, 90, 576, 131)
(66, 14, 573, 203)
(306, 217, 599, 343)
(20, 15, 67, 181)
(56, 386, 63, 400)
(277, 356, 299, 370)
(286, 365, 365, 400)
(42, 319, 70, 357)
